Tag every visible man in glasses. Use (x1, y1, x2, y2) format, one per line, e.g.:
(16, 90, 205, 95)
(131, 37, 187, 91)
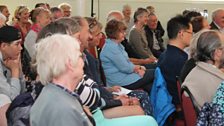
(157, 15, 192, 113)
(0, 26, 24, 126)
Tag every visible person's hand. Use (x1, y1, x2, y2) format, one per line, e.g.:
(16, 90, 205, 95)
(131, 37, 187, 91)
(137, 69, 145, 77)
(134, 65, 141, 73)
(115, 94, 130, 106)
(110, 86, 121, 92)
(83, 106, 92, 116)
(3, 56, 21, 78)
(129, 97, 140, 105)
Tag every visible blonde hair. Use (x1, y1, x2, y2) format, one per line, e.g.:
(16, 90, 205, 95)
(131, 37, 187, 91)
(14, 5, 29, 20)
(58, 3, 71, 11)
(35, 34, 81, 85)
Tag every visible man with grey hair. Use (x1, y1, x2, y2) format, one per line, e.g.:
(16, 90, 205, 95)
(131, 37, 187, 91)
(144, 13, 164, 58)
(210, 8, 224, 33)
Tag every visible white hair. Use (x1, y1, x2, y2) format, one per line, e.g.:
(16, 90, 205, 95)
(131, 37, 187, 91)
(212, 8, 224, 20)
(35, 34, 81, 85)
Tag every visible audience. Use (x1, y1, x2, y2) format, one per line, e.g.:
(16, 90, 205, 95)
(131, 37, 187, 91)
(3, 2, 224, 126)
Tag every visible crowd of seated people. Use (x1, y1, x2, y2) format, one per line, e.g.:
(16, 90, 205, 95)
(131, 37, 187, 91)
(1, 2, 224, 126)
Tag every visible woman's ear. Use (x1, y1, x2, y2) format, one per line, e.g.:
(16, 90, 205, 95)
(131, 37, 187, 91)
(65, 58, 74, 72)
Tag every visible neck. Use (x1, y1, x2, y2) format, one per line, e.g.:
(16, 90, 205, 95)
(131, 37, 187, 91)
(52, 74, 78, 92)
(111, 38, 120, 44)
(18, 21, 27, 27)
(169, 39, 186, 50)
(135, 22, 144, 30)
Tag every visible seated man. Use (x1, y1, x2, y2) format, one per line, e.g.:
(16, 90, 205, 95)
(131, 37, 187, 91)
(157, 15, 192, 106)
(145, 13, 165, 58)
(0, 26, 24, 126)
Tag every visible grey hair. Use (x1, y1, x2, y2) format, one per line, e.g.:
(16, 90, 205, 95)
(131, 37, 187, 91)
(195, 30, 222, 63)
(212, 8, 224, 20)
(56, 17, 81, 34)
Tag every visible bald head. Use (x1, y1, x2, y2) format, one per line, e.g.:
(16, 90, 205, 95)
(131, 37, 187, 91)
(106, 10, 124, 22)
(212, 8, 224, 28)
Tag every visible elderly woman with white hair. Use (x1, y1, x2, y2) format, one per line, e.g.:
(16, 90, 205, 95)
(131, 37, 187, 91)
(0, 12, 6, 27)
(30, 34, 93, 126)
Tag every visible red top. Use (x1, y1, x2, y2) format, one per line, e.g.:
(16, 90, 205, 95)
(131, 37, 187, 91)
(14, 22, 31, 45)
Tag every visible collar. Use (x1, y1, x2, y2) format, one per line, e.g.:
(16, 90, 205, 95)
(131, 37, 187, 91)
(213, 21, 223, 30)
(197, 61, 224, 80)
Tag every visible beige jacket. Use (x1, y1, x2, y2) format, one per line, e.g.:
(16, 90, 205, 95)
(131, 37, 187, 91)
(182, 61, 224, 109)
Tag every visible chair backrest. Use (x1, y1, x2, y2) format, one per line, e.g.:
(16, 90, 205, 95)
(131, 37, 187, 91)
(181, 85, 199, 126)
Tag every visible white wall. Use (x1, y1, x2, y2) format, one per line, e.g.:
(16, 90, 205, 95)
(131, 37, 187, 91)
(2, 0, 224, 40)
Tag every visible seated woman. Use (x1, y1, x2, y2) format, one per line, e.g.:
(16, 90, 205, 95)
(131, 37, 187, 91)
(100, 19, 154, 93)
(85, 17, 153, 116)
(182, 30, 224, 109)
(30, 34, 93, 126)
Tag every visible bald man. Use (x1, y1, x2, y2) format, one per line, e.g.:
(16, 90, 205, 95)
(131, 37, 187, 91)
(210, 8, 224, 33)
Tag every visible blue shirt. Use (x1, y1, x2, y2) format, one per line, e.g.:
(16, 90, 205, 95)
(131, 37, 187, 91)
(100, 39, 141, 87)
